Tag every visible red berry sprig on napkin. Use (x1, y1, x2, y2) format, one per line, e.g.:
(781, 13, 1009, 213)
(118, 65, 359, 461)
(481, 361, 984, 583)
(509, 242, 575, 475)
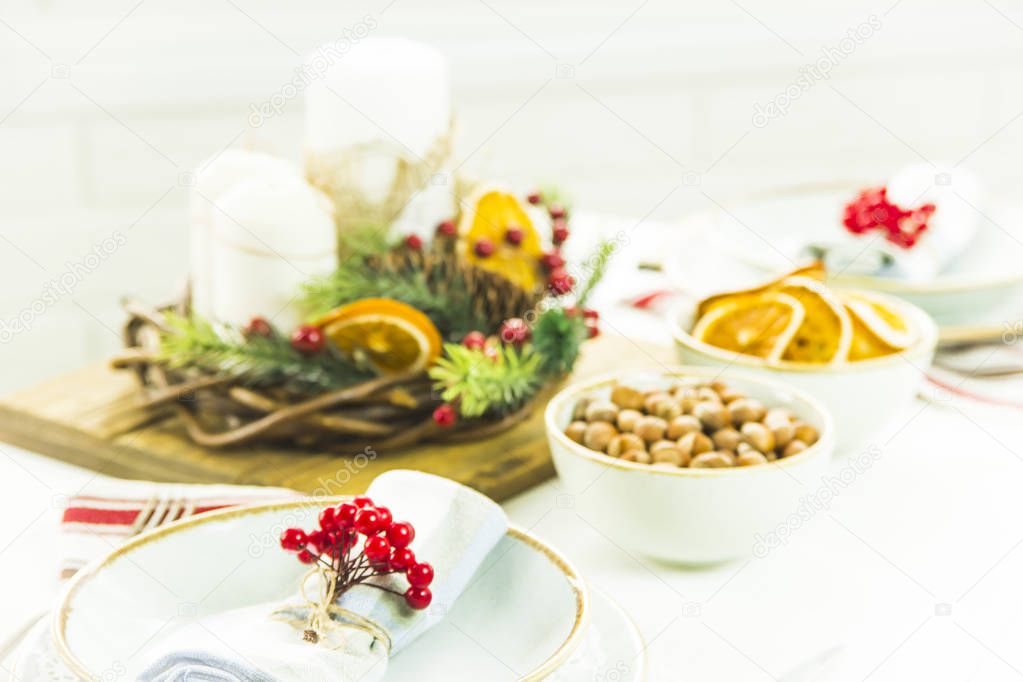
(842, 186, 936, 249)
(280, 497, 434, 611)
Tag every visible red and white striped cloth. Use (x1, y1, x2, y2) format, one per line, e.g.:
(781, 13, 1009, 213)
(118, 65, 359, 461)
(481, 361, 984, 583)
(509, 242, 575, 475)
(58, 480, 300, 579)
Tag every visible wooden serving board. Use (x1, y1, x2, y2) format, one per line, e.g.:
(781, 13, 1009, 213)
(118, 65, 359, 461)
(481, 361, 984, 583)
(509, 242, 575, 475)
(0, 335, 670, 501)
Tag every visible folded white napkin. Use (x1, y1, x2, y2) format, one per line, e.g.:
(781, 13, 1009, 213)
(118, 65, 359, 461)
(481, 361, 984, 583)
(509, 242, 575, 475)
(807, 164, 983, 281)
(139, 471, 508, 682)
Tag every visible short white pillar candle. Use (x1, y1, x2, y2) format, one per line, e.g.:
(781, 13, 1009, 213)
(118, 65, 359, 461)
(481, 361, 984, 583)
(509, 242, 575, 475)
(189, 150, 300, 320)
(209, 176, 337, 332)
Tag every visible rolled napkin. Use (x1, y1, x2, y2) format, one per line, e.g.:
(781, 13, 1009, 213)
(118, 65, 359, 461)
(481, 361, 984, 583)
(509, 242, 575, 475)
(139, 471, 508, 682)
(805, 164, 983, 282)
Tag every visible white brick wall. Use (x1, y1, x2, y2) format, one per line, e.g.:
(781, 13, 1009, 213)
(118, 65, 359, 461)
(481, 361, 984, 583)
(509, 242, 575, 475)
(2, 0, 1023, 392)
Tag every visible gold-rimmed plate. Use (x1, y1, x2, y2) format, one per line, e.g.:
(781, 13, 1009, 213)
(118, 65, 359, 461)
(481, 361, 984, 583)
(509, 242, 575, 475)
(52, 498, 588, 681)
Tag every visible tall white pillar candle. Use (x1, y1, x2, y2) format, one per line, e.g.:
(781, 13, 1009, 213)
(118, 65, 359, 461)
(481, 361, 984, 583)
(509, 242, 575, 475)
(304, 37, 453, 234)
(189, 150, 300, 320)
(209, 177, 337, 332)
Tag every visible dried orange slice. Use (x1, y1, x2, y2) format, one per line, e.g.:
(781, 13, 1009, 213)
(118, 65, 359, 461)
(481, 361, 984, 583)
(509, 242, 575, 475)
(459, 186, 544, 291)
(692, 292, 805, 362)
(315, 298, 442, 375)
(697, 262, 825, 319)
(774, 277, 852, 363)
(841, 291, 914, 361)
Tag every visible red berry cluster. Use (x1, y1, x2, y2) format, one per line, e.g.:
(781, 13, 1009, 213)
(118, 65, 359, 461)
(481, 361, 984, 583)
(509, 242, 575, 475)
(842, 187, 936, 249)
(280, 496, 434, 610)
(529, 189, 575, 296)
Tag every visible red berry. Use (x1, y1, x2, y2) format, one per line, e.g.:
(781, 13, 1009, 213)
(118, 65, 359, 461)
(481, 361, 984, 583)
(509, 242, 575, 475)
(548, 268, 575, 295)
(352, 496, 373, 508)
(499, 318, 531, 346)
(291, 325, 325, 354)
(433, 404, 457, 428)
(405, 234, 423, 250)
(548, 203, 567, 219)
(505, 224, 524, 245)
(307, 529, 324, 551)
(436, 220, 457, 237)
(364, 535, 391, 562)
(336, 503, 357, 526)
(388, 521, 415, 549)
(541, 250, 565, 272)
(552, 220, 569, 245)
(462, 331, 486, 350)
(407, 562, 434, 588)
(354, 508, 381, 535)
(319, 506, 339, 531)
(527, 190, 542, 205)
(297, 549, 318, 564)
(473, 238, 494, 258)
(586, 321, 600, 338)
(390, 547, 416, 570)
(583, 308, 599, 320)
(280, 528, 307, 552)
(375, 506, 393, 530)
(243, 317, 272, 339)
(405, 586, 432, 610)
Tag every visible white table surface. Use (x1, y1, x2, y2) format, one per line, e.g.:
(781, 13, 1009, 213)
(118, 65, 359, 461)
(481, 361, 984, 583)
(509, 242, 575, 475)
(4, 223, 1023, 681)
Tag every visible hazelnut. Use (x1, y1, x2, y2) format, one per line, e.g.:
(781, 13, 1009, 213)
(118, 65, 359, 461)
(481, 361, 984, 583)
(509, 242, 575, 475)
(772, 422, 795, 449)
(610, 384, 646, 411)
(783, 439, 808, 458)
(690, 451, 734, 468)
(651, 441, 688, 466)
(585, 399, 619, 424)
(616, 409, 643, 433)
(711, 427, 741, 452)
(740, 422, 776, 453)
(718, 387, 745, 404)
(765, 407, 794, 427)
(728, 398, 765, 425)
(667, 415, 701, 440)
(736, 451, 769, 466)
(634, 416, 668, 443)
(696, 387, 722, 404)
(620, 449, 653, 464)
(607, 433, 645, 457)
(673, 386, 701, 413)
(583, 421, 617, 452)
(650, 398, 683, 420)
(643, 392, 673, 415)
(572, 397, 591, 421)
(793, 422, 819, 445)
(677, 431, 713, 458)
(710, 380, 729, 395)
(693, 401, 730, 431)
(565, 421, 587, 444)
(736, 441, 760, 456)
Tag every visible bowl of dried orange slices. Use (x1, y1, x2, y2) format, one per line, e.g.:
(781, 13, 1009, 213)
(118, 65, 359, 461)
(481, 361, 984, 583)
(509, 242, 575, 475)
(672, 263, 938, 452)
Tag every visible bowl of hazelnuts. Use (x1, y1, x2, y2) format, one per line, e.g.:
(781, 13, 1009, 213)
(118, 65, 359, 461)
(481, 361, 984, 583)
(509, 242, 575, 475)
(545, 367, 834, 563)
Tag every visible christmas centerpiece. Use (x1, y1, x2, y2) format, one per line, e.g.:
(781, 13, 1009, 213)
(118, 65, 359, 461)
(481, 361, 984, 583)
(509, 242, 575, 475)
(114, 38, 613, 452)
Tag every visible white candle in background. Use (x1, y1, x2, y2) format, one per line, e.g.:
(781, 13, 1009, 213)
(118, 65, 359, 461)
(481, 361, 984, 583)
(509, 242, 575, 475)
(189, 150, 301, 320)
(209, 177, 337, 332)
(304, 37, 453, 232)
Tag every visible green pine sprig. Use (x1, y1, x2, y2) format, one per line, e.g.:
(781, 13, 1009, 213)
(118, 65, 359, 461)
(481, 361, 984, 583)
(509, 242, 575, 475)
(573, 238, 615, 307)
(531, 307, 587, 377)
(158, 313, 371, 394)
(429, 343, 543, 418)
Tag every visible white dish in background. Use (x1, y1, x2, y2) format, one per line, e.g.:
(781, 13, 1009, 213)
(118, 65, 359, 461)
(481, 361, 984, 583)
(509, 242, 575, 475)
(672, 291, 938, 453)
(53, 500, 588, 681)
(672, 185, 1023, 327)
(546, 368, 835, 564)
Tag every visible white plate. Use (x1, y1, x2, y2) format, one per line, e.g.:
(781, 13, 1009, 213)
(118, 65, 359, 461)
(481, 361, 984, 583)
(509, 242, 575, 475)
(52, 499, 589, 681)
(674, 184, 1023, 326)
(17, 589, 641, 682)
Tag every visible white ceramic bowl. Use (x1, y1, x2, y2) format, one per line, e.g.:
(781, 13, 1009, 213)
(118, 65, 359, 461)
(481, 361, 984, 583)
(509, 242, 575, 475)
(54, 499, 588, 681)
(672, 290, 938, 453)
(545, 368, 835, 564)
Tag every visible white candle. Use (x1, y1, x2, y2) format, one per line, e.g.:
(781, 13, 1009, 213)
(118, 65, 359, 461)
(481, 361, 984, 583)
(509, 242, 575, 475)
(209, 176, 337, 332)
(304, 37, 453, 233)
(189, 150, 300, 320)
